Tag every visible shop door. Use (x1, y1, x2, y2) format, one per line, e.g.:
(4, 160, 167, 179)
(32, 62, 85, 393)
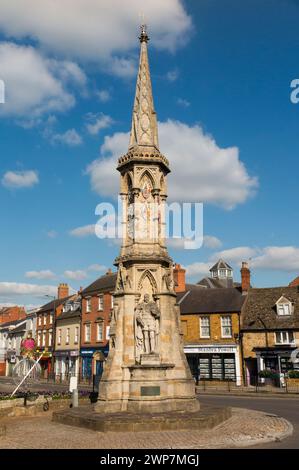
(83, 357, 92, 378)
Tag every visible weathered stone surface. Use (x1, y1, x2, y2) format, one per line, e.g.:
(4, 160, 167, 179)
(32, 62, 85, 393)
(53, 404, 230, 433)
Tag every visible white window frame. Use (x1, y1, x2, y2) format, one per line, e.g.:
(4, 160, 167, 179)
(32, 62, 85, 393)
(43, 314, 47, 325)
(98, 295, 104, 311)
(58, 329, 62, 346)
(66, 328, 70, 345)
(37, 331, 41, 347)
(97, 322, 104, 342)
(275, 331, 294, 345)
(111, 295, 114, 309)
(38, 315, 42, 326)
(75, 326, 79, 344)
(277, 303, 291, 316)
(49, 313, 53, 324)
(106, 326, 110, 339)
(42, 330, 46, 347)
(221, 316, 232, 338)
(86, 298, 91, 313)
(48, 329, 52, 347)
(85, 324, 91, 342)
(200, 316, 210, 338)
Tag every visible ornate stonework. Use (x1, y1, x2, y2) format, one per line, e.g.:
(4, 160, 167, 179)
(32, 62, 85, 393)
(95, 26, 199, 414)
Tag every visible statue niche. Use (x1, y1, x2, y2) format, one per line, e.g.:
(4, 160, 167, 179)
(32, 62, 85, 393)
(134, 293, 160, 363)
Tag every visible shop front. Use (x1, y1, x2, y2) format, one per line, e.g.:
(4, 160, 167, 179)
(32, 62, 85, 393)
(184, 345, 242, 385)
(5, 350, 17, 376)
(255, 346, 298, 385)
(36, 349, 52, 378)
(80, 346, 109, 381)
(54, 350, 80, 380)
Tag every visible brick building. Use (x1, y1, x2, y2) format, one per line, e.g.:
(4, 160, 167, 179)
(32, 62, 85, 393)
(36, 283, 71, 377)
(54, 295, 81, 380)
(80, 270, 117, 379)
(289, 276, 299, 287)
(0, 306, 26, 324)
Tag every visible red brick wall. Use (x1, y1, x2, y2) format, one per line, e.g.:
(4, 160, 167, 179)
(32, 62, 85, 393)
(81, 292, 112, 348)
(174, 264, 186, 293)
(0, 306, 26, 324)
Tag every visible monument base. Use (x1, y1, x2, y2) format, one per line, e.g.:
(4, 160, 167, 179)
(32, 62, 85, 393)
(53, 404, 231, 433)
(95, 362, 200, 414)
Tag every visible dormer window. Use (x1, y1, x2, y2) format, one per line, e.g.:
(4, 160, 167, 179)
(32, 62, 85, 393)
(276, 296, 293, 316)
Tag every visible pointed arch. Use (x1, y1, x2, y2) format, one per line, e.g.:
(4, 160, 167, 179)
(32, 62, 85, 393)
(138, 269, 157, 296)
(139, 169, 155, 190)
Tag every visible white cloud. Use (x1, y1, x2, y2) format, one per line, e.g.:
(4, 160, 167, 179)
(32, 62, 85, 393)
(85, 113, 114, 135)
(51, 128, 83, 146)
(203, 235, 222, 249)
(0, 282, 57, 297)
(69, 224, 96, 238)
(0, 1, 192, 66)
(87, 264, 107, 273)
(96, 89, 111, 103)
(86, 120, 258, 209)
(251, 246, 299, 271)
(2, 170, 39, 189)
(213, 246, 258, 264)
(64, 270, 87, 281)
(177, 97, 190, 107)
(25, 270, 56, 280)
(184, 262, 211, 278)
(0, 42, 81, 117)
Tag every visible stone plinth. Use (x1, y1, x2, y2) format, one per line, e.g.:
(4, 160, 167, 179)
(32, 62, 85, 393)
(53, 404, 231, 433)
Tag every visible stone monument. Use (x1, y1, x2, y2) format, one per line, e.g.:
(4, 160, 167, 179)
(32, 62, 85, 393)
(95, 24, 199, 414)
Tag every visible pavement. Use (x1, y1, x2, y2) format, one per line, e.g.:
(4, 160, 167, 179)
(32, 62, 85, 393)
(199, 394, 299, 449)
(0, 404, 292, 449)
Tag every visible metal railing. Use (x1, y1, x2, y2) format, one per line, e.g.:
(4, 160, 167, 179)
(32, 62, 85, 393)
(195, 374, 299, 394)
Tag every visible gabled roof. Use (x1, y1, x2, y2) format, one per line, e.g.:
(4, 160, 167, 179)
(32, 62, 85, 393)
(0, 318, 26, 329)
(38, 296, 73, 314)
(241, 286, 299, 330)
(209, 259, 233, 272)
(82, 272, 117, 296)
(178, 285, 244, 314)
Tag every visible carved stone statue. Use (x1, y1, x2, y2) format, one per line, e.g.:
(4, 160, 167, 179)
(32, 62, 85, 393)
(109, 304, 119, 348)
(134, 294, 160, 361)
(116, 263, 131, 291)
(162, 264, 174, 292)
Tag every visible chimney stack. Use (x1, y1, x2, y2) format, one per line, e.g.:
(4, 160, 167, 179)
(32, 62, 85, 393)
(173, 263, 186, 293)
(240, 262, 250, 294)
(57, 283, 69, 299)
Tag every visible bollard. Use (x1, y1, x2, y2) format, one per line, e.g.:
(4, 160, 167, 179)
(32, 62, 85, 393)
(72, 389, 79, 408)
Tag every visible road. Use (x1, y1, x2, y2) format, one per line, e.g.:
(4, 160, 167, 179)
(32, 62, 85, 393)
(200, 394, 299, 449)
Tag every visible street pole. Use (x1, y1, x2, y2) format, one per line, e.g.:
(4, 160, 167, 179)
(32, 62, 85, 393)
(45, 294, 56, 379)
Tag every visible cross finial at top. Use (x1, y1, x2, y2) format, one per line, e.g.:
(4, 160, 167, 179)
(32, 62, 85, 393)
(139, 13, 149, 43)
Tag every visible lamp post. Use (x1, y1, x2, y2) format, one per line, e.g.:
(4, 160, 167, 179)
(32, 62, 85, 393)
(44, 294, 56, 378)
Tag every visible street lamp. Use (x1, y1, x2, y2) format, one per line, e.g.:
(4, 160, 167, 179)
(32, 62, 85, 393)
(44, 294, 56, 377)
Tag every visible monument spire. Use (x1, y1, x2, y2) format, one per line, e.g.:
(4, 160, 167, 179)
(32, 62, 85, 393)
(129, 24, 159, 150)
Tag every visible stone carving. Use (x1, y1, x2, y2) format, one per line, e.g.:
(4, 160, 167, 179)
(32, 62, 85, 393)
(116, 263, 131, 291)
(109, 304, 119, 348)
(162, 264, 175, 292)
(134, 294, 160, 362)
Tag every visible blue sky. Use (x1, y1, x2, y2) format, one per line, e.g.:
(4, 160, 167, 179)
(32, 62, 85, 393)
(0, 0, 299, 307)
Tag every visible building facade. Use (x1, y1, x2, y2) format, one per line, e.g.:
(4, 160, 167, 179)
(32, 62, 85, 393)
(80, 270, 116, 379)
(36, 283, 71, 377)
(241, 285, 299, 385)
(54, 295, 81, 380)
(179, 283, 244, 385)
